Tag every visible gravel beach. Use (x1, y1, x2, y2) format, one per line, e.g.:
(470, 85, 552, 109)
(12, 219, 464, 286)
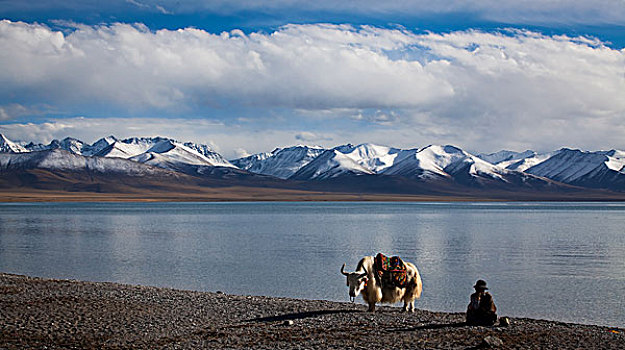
(1, 273, 623, 349)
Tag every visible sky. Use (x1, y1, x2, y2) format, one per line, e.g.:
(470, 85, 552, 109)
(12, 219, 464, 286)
(1, 1, 624, 158)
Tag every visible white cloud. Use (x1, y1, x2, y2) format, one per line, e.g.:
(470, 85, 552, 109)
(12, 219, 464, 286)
(0, 21, 624, 153)
(294, 132, 318, 142)
(351, 110, 401, 125)
(233, 148, 251, 158)
(0, 104, 44, 121)
(0, 20, 453, 112)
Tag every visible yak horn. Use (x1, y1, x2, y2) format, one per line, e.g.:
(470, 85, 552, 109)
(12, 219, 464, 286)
(341, 263, 349, 276)
(359, 266, 368, 278)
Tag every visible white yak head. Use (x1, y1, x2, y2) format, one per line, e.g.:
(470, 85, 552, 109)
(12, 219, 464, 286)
(341, 263, 369, 302)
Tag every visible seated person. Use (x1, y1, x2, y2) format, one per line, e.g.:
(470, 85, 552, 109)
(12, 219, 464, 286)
(466, 279, 498, 326)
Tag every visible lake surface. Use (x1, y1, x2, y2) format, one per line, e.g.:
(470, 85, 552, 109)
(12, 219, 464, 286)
(0, 202, 623, 327)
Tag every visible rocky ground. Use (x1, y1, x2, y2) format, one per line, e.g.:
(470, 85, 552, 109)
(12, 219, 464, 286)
(0, 273, 623, 349)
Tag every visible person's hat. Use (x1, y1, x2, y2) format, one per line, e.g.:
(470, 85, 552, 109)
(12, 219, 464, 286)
(474, 279, 488, 290)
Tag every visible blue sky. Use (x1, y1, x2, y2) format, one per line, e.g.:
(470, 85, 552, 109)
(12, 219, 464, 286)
(1, 0, 624, 158)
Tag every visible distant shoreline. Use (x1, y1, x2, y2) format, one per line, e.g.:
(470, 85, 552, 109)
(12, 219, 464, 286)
(2, 188, 625, 202)
(1, 273, 623, 349)
(0, 188, 502, 202)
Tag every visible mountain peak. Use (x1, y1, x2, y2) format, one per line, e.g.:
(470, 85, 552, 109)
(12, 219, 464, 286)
(0, 133, 27, 153)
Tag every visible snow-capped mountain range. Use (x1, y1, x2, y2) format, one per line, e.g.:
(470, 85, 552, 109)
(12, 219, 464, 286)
(232, 142, 625, 191)
(0, 134, 234, 172)
(2, 133, 625, 193)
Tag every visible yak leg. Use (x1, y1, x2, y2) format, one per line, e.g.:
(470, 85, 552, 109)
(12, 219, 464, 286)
(367, 302, 376, 312)
(402, 300, 414, 313)
(408, 300, 415, 312)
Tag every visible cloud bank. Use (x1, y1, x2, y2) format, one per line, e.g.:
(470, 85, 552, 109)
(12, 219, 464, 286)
(0, 20, 624, 154)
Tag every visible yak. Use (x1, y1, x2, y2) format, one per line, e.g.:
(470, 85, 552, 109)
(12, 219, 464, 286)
(341, 255, 422, 312)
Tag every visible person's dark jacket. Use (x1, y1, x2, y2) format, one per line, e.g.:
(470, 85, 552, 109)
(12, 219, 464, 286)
(466, 291, 497, 326)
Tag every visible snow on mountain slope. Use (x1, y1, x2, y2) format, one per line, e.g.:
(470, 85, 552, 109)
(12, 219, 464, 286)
(384, 145, 505, 182)
(56, 137, 87, 155)
(97, 137, 236, 169)
(340, 143, 412, 173)
(384, 145, 460, 178)
(290, 149, 374, 180)
(499, 151, 557, 172)
(379, 148, 432, 178)
(231, 145, 326, 179)
(87, 136, 118, 156)
(0, 149, 176, 176)
(526, 148, 606, 183)
(129, 151, 202, 174)
(230, 151, 273, 170)
(0, 134, 27, 153)
(416, 145, 473, 176)
(129, 139, 234, 170)
(526, 148, 625, 185)
(603, 150, 625, 173)
(182, 142, 234, 168)
(95, 137, 165, 158)
(230, 151, 273, 174)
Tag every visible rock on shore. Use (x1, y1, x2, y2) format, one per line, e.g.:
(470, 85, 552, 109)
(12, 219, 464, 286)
(1, 273, 623, 349)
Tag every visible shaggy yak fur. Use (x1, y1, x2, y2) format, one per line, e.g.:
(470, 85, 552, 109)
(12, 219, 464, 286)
(341, 255, 422, 312)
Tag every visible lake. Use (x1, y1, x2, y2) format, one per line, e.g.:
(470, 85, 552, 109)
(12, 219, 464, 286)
(0, 202, 623, 327)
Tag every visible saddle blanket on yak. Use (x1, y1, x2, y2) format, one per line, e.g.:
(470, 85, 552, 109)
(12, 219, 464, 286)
(374, 253, 408, 288)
